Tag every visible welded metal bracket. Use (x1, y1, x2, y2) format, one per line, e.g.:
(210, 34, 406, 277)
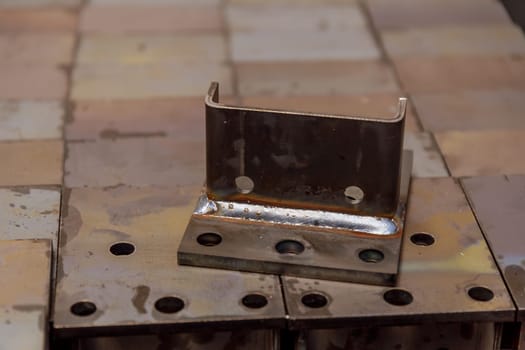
(178, 82, 412, 286)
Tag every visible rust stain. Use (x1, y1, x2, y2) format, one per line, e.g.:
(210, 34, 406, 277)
(61, 205, 82, 247)
(131, 285, 150, 314)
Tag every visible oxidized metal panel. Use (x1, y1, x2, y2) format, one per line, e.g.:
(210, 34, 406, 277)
(53, 186, 285, 338)
(0, 239, 52, 350)
(462, 175, 525, 319)
(282, 178, 514, 328)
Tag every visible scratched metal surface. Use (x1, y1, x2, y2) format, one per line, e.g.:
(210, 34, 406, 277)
(0, 239, 52, 350)
(53, 185, 286, 337)
(282, 178, 515, 328)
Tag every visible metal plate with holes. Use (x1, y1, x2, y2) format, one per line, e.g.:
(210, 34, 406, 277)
(69, 330, 278, 350)
(300, 322, 501, 350)
(462, 175, 525, 320)
(0, 239, 51, 350)
(53, 186, 285, 338)
(178, 82, 411, 285)
(282, 178, 514, 328)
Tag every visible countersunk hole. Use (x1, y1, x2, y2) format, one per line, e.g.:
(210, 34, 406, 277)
(275, 240, 305, 255)
(344, 186, 364, 204)
(155, 296, 185, 314)
(410, 232, 435, 246)
(235, 176, 254, 194)
(109, 242, 135, 256)
(301, 293, 328, 308)
(383, 289, 413, 306)
(358, 249, 384, 263)
(197, 232, 222, 247)
(241, 294, 268, 309)
(70, 301, 97, 316)
(467, 286, 494, 302)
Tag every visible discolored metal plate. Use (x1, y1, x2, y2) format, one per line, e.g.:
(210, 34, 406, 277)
(462, 175, 525, 319)
(53, 186, 285, 337)
(282, 178, 514, 328)
(0, 239, 52, 350)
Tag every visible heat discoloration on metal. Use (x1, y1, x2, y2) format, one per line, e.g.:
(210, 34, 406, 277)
(72, 329, 278, 350)
(53, 186, 285, 337)
(282, 178, 514, 328)
(0, 239, 52, 350)
(462, 175, 525, 320)
(178, 83, 411, 285)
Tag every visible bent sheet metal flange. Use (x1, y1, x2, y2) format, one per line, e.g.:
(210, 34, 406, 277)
(178, 82, 412, 286)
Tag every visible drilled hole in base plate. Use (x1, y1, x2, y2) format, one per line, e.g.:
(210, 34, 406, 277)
(70, 301, 97, 316)
(410, 232, 435, 246)
(467, 286, 494, 302)
(301, 293, 328, 308)
(275, 240, 305, 255)
(155, 296, 185, 314)
(241, 294, 268, 309)
(109, 242, 135, 256)
(383, 289, 413, 306)
(197, 232, 222, 247)
(358, 249, 384, 263)
(235, 176, 254, 194)
(344, 186, 364, 204)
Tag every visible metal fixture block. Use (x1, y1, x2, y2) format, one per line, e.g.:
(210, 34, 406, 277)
(178, 82, 411, 285)
(53, 186, 286, 338)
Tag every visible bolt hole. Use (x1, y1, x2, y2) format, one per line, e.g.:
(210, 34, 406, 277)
(410, 232, 435, 246)
(344, 186, 364, 204)
(241, 293, 268, 309)
(275, 240, 305, 255)
(155, 296, 185, 314)
(358, 249, 384, 263)
(109, 242, 135, 256)
(383, 289, 413, 306)
(301, 293, 328, 308)
(70, 301, 97, 316)
(467, 286, 494, 302)
(197, 232, 222, 247)
(235, 176, 254, 194)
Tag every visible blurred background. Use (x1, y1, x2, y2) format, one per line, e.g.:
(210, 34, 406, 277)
(0, 0, 524, 188)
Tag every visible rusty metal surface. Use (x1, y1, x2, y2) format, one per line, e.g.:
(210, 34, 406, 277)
(282, 178, 514, 328)
(204, 82, 407, 216)
(300, 322, 501, 350)
(0, 239, 52, 350)
(53, 185, 286, 338)
(462, 175, 525, 320)
(72, 330, 277, 350)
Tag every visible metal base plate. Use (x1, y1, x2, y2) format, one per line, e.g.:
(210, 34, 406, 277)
(177, 152, 412, 286)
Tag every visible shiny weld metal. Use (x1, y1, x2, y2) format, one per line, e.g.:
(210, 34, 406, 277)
(53, 186, 285, 338)
(0, 239, 51, 350)
(462, 175, 525, 320)
(282, 178, 514, 329)
(178, 82, 411, 285)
